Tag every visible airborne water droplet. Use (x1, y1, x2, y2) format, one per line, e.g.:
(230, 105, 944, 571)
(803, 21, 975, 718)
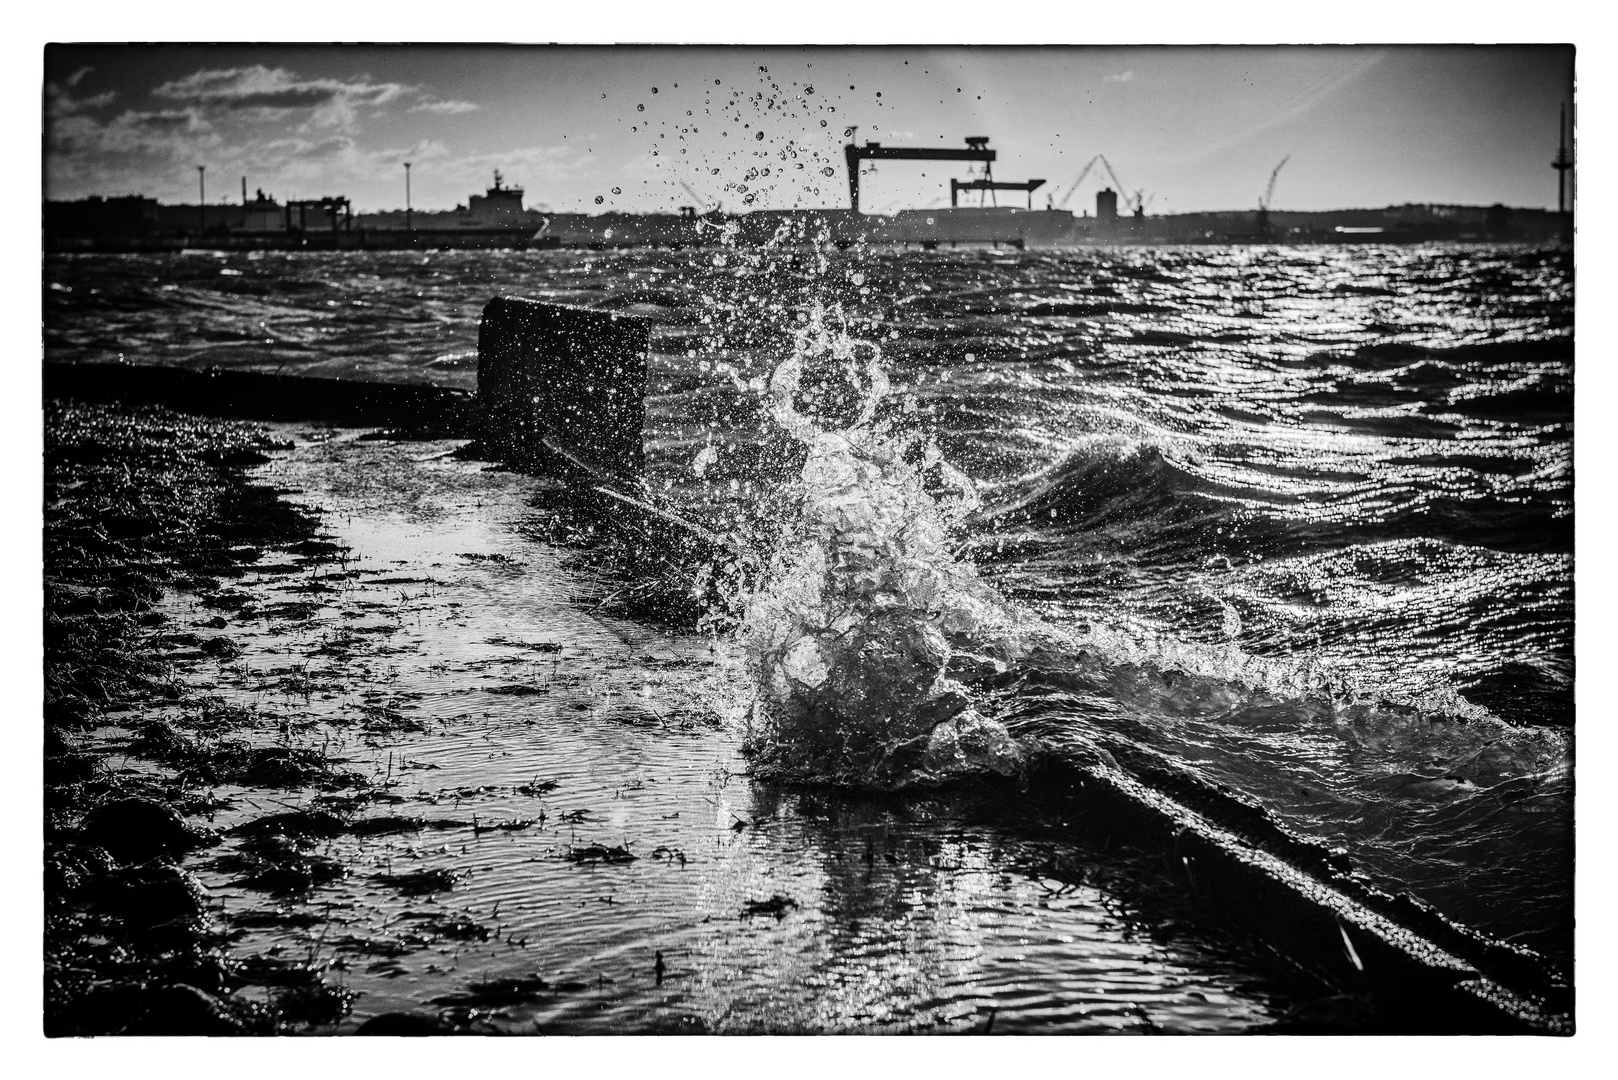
(594, 195, 604, 204)
(611, 187, 622, 195)
(652, 87, 659, 94)
(755, 130, 765, 141)
(637, 104, 645, 111)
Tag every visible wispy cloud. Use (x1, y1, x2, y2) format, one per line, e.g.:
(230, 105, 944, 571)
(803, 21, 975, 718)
(46, 82, 117, 118)
(410, 99, 480, 116)
(153, 65, 410, 130)
(50, 107, 214, 159)
(44, 60, 515, 203)
(1105, 71, 1135, 83)
(46, 105, 219, 197)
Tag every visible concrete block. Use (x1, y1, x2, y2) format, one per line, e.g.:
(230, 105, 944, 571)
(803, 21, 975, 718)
(477, 296, 652, 483)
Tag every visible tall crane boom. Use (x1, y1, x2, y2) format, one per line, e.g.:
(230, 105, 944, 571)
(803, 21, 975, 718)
(679, 179, 715, 212)
(1260, 155, 1291, 210)
(1098, 155, 1145, 212)
(1057, 155, 1101, 209)
(843, 137, 998, 213)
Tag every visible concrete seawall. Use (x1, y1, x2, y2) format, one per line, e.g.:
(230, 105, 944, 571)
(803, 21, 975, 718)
(476, 297, 651, 484)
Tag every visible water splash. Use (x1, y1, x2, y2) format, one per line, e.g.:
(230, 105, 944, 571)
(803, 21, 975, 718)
(735, 303, 1022, 787)
(723, 300, 1564, 794)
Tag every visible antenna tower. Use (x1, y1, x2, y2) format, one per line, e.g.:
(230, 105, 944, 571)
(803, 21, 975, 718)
(1552, 104, 1573, 213)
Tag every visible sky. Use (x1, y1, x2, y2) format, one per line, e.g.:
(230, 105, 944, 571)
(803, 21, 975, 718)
(43, 44, 1575, 216)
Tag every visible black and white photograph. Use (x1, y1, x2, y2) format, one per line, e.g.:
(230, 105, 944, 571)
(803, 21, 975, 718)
(31, 26, 1586, 1041)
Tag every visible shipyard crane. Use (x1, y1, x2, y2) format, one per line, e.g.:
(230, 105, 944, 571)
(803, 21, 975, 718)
(950, 177, 1045, 208)
(1099, 155, 1146, 213)
(1259, 154, 1290, 210)
(843, 136, 997, 213)
(1256, 155, 1290, 239)
(679, 179, 719, 213)
(1056, 155, 1102, 209)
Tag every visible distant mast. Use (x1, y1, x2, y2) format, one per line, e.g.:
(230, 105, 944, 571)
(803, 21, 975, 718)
(1552, 104, 1573, 214)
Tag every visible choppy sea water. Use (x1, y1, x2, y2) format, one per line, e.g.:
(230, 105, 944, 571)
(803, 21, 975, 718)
(46, 243, 1573, 982)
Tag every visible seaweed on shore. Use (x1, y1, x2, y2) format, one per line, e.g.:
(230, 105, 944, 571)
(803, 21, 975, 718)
(43, 398, 363, 1037)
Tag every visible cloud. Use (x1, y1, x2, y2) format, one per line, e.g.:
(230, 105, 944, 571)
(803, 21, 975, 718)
(46, 82, 117, 118)
(1105, 71, 1135, 83)
(153, 65, 410, 129)
(66, 66, 94, 87)
(45, 103, 220, 198)
(50, 107, 214, 158)
(410, 99, 480, 115)
(44, 60, 575, 207)
(294, 136, 356, 160)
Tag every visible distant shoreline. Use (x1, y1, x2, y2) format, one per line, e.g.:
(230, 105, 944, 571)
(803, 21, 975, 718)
(44, 201, 1573, 253)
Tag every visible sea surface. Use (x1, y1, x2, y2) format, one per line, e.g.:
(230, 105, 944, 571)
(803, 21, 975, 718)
(45, 243, 1574, 1009)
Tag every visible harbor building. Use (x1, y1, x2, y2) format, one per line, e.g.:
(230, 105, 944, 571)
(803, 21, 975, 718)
(1096, 187, 1119, 232)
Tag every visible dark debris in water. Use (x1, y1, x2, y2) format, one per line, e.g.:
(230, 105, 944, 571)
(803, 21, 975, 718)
(228, 809, 347, 839)
(228, 908, 328, 931)
(565, 844, 638, 864)
(458, 551, 517, 564)
(515, 777, 560, 796)
(486, 635, 564, 653)
(473, 816, 538, 834)
(374, 868, 462, 895)
(350, 814, 467, 836)
(740, 894, 799, 919)
(213, 835, 349, 895)
(128, 719, 368, 790)
(397, 910, 493, 941)
(330, 932, 433, 958)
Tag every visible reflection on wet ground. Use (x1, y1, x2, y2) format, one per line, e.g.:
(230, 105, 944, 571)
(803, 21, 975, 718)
(126, 429, 1293, 1033)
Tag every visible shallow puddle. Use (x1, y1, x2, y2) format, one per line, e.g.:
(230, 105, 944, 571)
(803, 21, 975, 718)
(125, 427, 1294, 1033)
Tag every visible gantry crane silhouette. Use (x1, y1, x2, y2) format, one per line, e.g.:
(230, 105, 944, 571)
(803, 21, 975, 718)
(842, 136, 999, 213)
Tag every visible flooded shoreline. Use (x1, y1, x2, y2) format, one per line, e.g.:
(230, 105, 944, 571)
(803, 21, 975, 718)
(47, 401, 1350, 1034)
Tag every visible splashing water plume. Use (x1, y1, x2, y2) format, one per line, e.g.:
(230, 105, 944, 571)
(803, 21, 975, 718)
(736, 304, 1022, 786)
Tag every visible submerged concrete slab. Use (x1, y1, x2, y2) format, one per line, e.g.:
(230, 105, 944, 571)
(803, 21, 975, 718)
(477, 296, 653, 483)
(1021, 742, 1572, 1033)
